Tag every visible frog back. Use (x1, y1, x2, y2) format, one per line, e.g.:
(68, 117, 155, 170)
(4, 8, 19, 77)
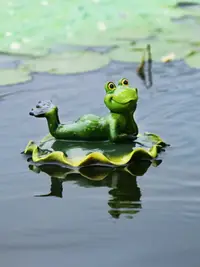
(77, 114, 101, 122)
(74, 114, 109, 140)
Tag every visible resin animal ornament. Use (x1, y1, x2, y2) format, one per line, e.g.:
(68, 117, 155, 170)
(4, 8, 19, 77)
(29, 78, 139, 143)
(23, 78, 168, 168)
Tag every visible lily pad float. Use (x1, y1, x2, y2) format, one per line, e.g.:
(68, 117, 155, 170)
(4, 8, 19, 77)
(109, 46, 144, 63)
(0, 69, 31, 86)
(0, 33, 49, 57)
(1, 43, 49, 58)
(65, 29, 128, 47)
(20, 51, 110, 74)
(109, 40, 192, 63)
(185, 51, 200, 68)
(139, 39, 194, 60)
(158, 21, 200, 43)
(66, 22, 155, 47)
(23, 132, 167, 168)
(0, 0, 199, 56)
(64, 7, 161, 47)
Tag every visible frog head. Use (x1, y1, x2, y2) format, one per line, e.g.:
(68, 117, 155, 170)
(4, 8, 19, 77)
(104, 78, 138, 113)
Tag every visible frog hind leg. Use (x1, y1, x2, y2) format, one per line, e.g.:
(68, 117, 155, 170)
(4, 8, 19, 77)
(55, 119, 108, 141)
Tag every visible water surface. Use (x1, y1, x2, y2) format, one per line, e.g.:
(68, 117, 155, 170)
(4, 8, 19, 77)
(1, 59, 200, 266)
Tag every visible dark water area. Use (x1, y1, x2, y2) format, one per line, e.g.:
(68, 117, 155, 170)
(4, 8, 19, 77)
(1, 59, 200, 266)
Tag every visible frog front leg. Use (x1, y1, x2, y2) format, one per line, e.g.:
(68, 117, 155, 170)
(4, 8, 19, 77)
(109, 118, 136, 143)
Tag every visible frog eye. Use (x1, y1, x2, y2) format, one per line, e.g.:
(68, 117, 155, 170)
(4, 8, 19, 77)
(105, 81, 116, 92)
(121, 78, 129, 86)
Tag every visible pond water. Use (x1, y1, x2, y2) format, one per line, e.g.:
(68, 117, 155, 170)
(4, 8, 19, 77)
(1, 59, 200, 266)
(1, 0, 200, 266)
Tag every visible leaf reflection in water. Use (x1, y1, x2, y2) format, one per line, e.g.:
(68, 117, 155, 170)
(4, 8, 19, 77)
(29, 159, 162, 219)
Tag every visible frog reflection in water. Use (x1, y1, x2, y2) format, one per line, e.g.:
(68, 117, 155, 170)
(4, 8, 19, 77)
(30, 160, 162, 219)
(29, 78, 138, 143)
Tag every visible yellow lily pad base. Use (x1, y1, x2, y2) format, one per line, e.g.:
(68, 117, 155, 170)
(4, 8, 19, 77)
(23, 132, 168, 168)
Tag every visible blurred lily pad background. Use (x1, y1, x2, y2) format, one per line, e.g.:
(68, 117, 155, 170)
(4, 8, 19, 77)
(0, 0, 200, 85)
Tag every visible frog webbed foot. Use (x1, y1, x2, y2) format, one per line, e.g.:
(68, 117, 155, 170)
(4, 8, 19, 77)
(29, 100, 56, 118)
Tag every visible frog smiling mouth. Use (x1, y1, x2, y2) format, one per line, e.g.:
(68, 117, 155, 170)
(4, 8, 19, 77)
(111, 98, 135, 105)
